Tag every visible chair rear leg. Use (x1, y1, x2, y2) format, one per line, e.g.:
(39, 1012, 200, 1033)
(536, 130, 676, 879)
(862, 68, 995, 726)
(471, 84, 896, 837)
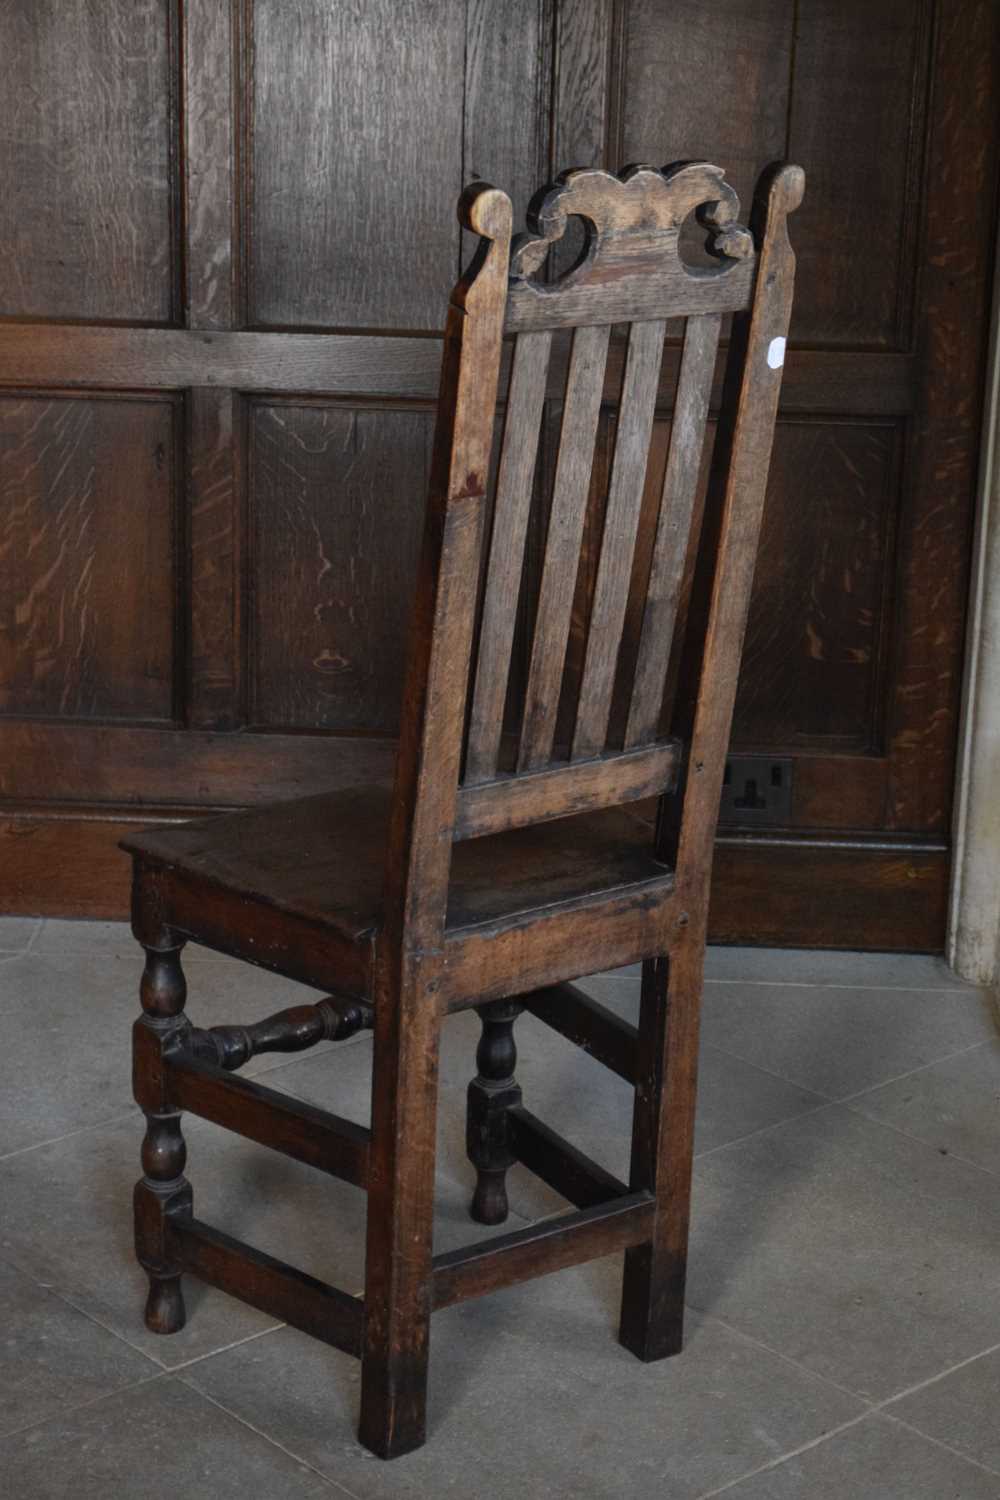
(466, 1000, 524, 1225)
(619, 946, 703, 1361)
(359, 961, 442, 1459)
(133, 940, 192, 1335)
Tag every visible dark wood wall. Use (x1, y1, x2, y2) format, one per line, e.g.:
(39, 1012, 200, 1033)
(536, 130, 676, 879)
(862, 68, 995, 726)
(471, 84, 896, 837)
(1, 0, 997, 948)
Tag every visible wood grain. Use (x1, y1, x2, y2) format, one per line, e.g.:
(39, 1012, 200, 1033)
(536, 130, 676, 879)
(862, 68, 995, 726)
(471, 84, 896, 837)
(0, 394, 177, 722)
(187, 388, 243, 729)
(0, 0, 177, 322)
(250, 402, 431, 732)
(250, 0, 464, 329)
(518, 324, 610, 769)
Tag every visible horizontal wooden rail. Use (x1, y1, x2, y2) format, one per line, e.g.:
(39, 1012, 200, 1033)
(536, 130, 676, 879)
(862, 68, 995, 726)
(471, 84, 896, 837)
(432, 1192, 654, 1309)
(442, 880, 674, 1009)
(507, 1106, 629, 1209)
(168, 1215, 363, 1356)
(455, 741, 680, 840)
(0, 326, 913, 415)
(166, 1053, 370, 1188)
(522, 982, 638, 1082)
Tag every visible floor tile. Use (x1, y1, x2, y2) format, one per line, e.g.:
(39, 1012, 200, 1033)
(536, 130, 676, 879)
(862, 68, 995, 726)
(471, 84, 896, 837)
(0, 1376, 339, 1499)
(0, 948, 345, 1157)
(687, 1104, 1000, 1401)
(0, 917, 41, 954)
(699, 981, 994, 1100)
(847, 1039, 1000, 1174)
(716, 1413, 1000, 1498)
(888, 1345, 1000, 1473)
(182, 1289, 863, 1500)
(703, 946, 973, 991)
(0, 1258, 157, 1438)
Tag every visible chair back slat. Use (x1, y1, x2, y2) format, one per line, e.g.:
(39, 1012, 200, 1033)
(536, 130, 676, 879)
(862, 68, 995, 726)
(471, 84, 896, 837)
(394, 162, 801, 872)
(570, 317, 666, 760)
(465, 329, 551, 783)
(517, 322, 611, 772)
(624, 311, 721, 749)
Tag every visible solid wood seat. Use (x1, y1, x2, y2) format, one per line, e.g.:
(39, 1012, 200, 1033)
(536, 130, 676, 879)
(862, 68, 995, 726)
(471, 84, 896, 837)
(124, 158, 803, 1460)
(123, 785, 671, 961)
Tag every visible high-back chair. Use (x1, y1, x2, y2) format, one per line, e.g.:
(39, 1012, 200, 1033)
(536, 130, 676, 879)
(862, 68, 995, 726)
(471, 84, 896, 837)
(124, 158, 803, 1459)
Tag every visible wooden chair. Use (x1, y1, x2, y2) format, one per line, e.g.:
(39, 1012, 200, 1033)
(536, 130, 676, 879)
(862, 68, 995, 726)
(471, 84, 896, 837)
(123, 158, 803, 1459)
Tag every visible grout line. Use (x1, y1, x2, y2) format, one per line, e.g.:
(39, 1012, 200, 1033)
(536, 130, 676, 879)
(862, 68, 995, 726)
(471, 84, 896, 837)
(703, 976, 979, 994)
(45, 1286, 187, 1370)
(838, 1098, 1000, 1183)
(879, 1410, 1000, 1481)
(699, 1040, 837, 1102)
(187, 1385, 363, 1497)
(692, 1098, 838, 1164)
(0, 1370, 170, 1445)
(692, 1409, 875, 1498)
(835, 1039, 992, 1106)
(877, 1336, 1000, 1411)
(693, 1310, 876, 1409)
(0, 1107, 140, 1164)
(163, 1323, 289, 1373)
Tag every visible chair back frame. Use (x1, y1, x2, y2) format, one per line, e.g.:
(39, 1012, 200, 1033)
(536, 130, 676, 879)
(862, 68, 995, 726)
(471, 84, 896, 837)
(383, 161, 805, 956)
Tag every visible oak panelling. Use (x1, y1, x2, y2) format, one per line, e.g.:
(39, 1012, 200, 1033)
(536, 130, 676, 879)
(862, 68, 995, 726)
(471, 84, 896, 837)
(250, 402, 431, 732)
(732, 419, 900, 752)
(788, 0, 931, 349)
(0, 724, 395, 804)
(0, 394, 178, 723)
(462, 0, 551, 268)
(620, 0, 791, 236)
(0, 324, 918, 415)
(886, 0, 1000, 834)
(711, 835, 948, 952)
(187, 389, 243, 729)
(0, 0, 178, 324)
(250, 0, 464, 330)
(550, 0, 618, 274)
(182, 0, 237, 329)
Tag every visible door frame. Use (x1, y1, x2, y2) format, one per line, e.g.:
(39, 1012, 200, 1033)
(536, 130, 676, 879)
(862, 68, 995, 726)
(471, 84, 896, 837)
(949, 235, 1000, 985)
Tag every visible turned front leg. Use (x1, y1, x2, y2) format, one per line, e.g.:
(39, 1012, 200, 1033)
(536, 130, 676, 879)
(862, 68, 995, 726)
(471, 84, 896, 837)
(466, 1001, 524, 1225)
(133, 942, 192, 1335)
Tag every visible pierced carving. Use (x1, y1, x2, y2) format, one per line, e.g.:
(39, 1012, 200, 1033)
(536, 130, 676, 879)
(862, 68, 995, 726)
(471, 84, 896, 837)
(183, 996, 374, 1073)
(506, 161, 755, 331)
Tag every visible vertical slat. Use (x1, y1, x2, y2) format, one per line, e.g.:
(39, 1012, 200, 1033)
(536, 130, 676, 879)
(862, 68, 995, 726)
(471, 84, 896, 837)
(465, 330, 552, 782)
(517, 323, 611, 771)
(624, 314, 721, 749)
(571, 319, 666, 759)
(181, 0, 236, 329)
(187, 388, 243, 729)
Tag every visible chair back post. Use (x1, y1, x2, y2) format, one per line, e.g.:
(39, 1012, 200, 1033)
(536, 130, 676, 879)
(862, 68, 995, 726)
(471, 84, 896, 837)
(661, 163, 805, 928)
(381, 184, 513, 954)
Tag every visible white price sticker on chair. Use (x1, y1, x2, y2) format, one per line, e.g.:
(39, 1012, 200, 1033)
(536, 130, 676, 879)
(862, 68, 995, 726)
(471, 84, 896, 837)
(767, 336, 786, 370)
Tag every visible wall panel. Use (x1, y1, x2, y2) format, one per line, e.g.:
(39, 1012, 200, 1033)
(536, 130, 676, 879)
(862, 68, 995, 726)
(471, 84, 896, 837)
(0, 0, 177, 323)
(0, 393, 178, 723)
(249, 401, 432, 731)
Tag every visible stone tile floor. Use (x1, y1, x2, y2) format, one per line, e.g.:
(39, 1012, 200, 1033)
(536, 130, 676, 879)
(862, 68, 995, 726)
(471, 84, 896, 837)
(1, 915, 998, 1497)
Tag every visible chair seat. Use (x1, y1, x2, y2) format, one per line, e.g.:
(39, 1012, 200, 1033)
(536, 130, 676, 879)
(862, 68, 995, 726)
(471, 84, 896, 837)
(122, 780, 672, 952)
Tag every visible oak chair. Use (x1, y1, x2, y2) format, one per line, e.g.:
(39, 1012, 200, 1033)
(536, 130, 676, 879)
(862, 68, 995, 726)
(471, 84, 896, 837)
(123, 158, 803, 1459)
